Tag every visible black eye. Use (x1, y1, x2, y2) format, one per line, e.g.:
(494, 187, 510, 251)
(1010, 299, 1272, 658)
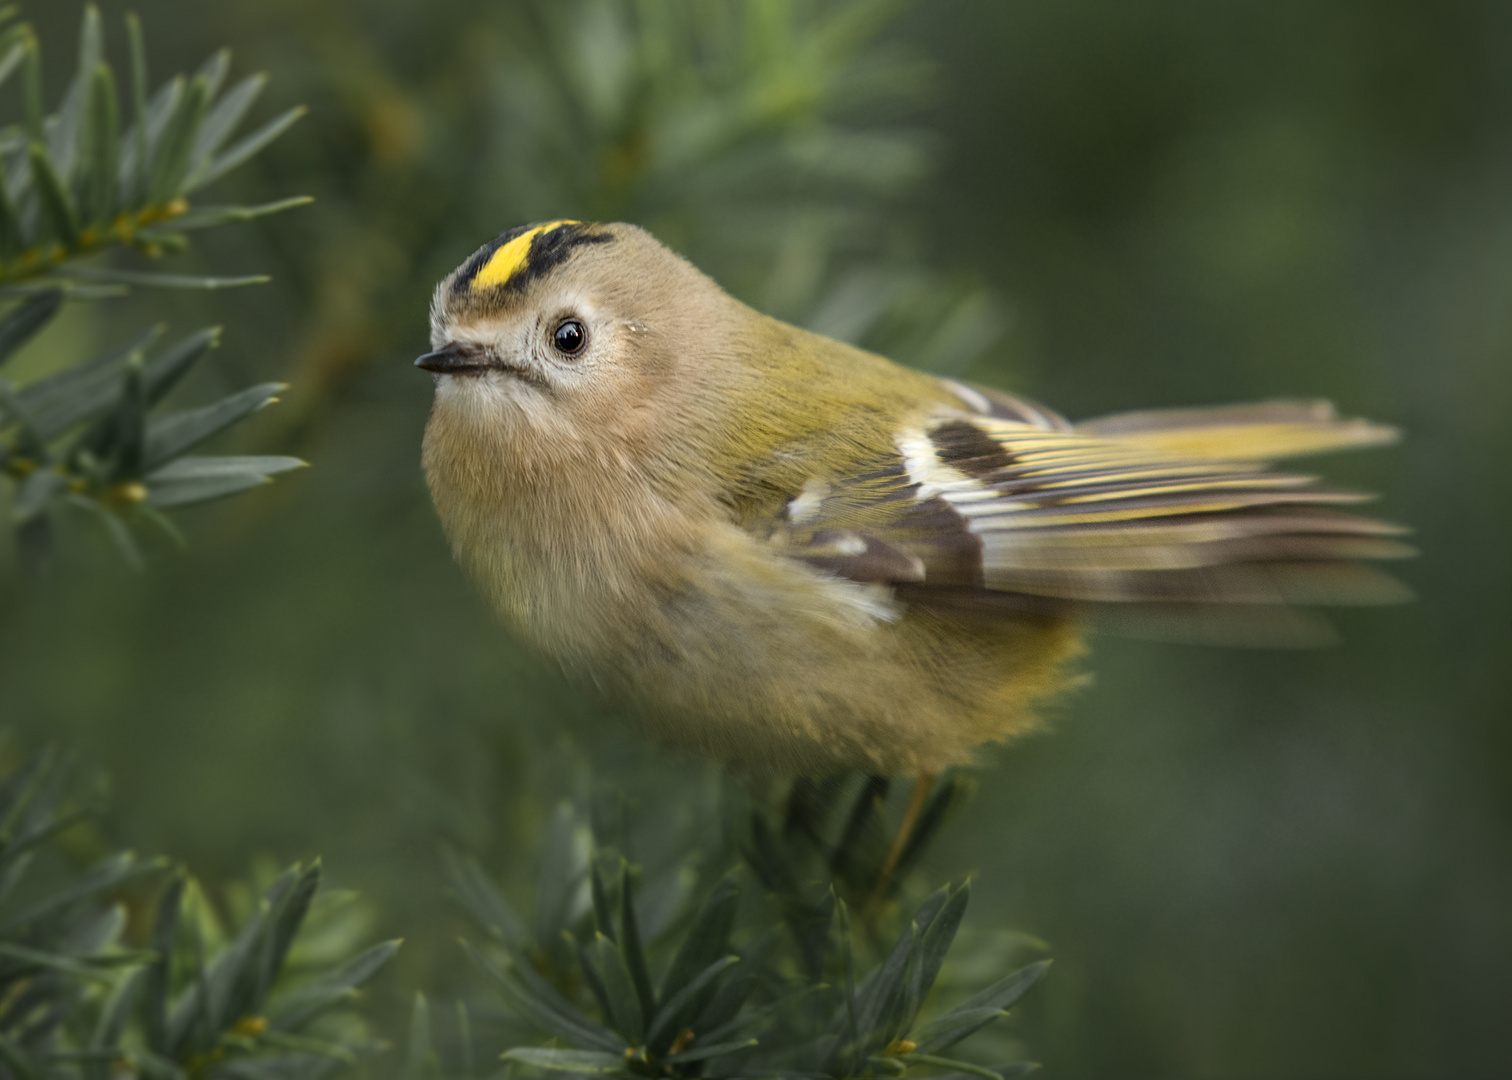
(552, 319, 586, 356)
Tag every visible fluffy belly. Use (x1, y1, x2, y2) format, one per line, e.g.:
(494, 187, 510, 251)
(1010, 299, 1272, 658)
(538, 527, 1086, 778)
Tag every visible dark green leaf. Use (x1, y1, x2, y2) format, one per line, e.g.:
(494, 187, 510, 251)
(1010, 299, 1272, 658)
(589, 858, 614, 943)
(440, 849, 529, 947)
(0, 177, 23, 259)
(0, 808, 89, 872)
(6, 470, 59, 525)
(124, 14, 148, 204)
(29, 142, 81, 248)
(188, 73, 266, 175)
(148, 455, 303, 481)
(937, 959, 1050, 1018)
(914, 881, 969, 1007)
(582, 932, 644, 1043)
(791, 880, 837, 982)
(0, 282, 126, 300)
(401, 994, 433, 1080)
(907, 887, 951, 941)
(252, 1030, 365, 1064)
(143, 325, 219, 404)
(836, 893, 857, 1043)
(269, 939, 400, 1031)
(66, 891, 129, 953)
(0, 850, 157, 933)
(144, 196, 312, 232)
(888, 1065, 1034, 1080)
(910, 1007, 1008, 1055)
(534, 801, 586, 950)
(21, 27, 41, 142)
(192, 106, 306, 191)
(663, 1037, 758, 1064)
(143, 381, 284, 470)
(0, 744, 58, 840)
(460, 939, 621, 1053)
(645, 955, 738, 1050)
(617, 864, 655, 1024)
(196, 48, 231, 101)
(898, 1053, 1003, 1080)
(914, 961, 1051, 1055)
(0, 377, 46, 463)
(697, 982, 824, 1046)
(456, 1000, 475, 1080)
(95, 503, 144, 568)
(829, 775, 890, 886)
(851, 921, 916, 1053)
(134, 500, 185, 548)
(996, 1064, 1039, 1079)
(46, 8, 96, 182)
(130, 73, 184, 192)
(107, 353, 148, 479)
(148, 74, 208, 203)
(87, 968, 143, 1079)
(0, 940, 120, 981)
(216, 1051, 352, 1080)
(62, 267, 270, 290)
(172, 889, 271, 1051)
(657, 876, 737, 1001)
(687, 944, 762, 1039)
(0, 1033, 43, 1080)
(0, 33, 26, 89)
(19, 325, 163, 440)
(257, 862, 321, 1006)
(0, 289, 62, 367)
(79, 63, 120, 225)
(143, 875, 185, 1054)
(75, 6, 104, 95)
(500, 1048, 625, 1076)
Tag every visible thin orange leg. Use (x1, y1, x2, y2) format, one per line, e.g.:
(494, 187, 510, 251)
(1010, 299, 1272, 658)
(868, 772, 935, 908)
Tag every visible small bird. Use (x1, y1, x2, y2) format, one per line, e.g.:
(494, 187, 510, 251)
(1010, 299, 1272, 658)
(418, 220, 1409, 780)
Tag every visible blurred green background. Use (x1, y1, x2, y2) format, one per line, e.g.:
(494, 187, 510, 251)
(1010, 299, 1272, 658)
(3, 1, 1509, 1076)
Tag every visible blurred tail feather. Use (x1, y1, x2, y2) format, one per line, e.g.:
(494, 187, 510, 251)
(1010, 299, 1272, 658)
(1077, 400, 1399, 462)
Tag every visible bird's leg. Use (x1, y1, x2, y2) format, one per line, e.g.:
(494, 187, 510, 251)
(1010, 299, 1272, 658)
(868, 771, 935, 908)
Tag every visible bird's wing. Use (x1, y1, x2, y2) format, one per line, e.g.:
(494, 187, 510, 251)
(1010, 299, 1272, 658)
(771, 400, 1411, 644)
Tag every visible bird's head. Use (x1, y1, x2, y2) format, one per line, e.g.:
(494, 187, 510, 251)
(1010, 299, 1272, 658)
(421, 221, 740, 450)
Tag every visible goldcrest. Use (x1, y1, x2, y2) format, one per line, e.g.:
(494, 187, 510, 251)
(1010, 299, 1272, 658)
(418, 221, 1408, 777)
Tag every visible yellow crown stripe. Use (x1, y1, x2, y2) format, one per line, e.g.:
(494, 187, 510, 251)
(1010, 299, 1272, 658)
(471, 220, 579, 292)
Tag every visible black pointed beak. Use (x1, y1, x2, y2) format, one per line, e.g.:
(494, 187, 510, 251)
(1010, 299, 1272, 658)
(415, 344, 489, 374)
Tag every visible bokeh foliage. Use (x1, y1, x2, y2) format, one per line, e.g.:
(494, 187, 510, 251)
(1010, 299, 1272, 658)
(2, 1, 1509, 1078)
(0, 5, 308, 567)
(0, 746, 397, 1080)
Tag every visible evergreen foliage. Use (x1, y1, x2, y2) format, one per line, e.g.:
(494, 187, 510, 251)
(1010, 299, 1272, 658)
(426, 786, 1048, 1080)
(0, 746, 396, 1080)
(475, 0, 1004, 373)
(0, 5, 307, 567)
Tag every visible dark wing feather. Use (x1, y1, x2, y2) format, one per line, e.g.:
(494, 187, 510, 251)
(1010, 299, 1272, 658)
(772, 401, 1409, 643)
